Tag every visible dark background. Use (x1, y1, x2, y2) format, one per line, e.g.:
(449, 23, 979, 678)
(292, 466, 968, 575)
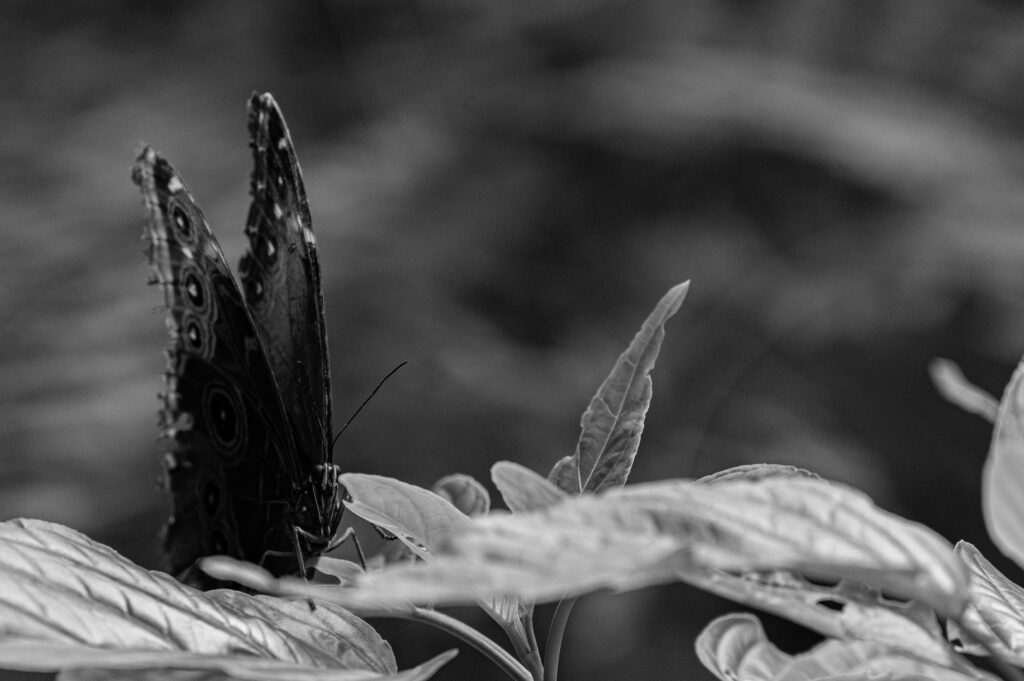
(3, 1, 1024, 679)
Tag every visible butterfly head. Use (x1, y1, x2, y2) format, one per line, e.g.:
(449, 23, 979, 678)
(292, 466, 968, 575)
(294, 463, 345, 553)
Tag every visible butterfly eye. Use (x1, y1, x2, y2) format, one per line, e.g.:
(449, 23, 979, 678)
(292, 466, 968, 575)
(245, 276, 265, 302)
(184, 318, 204, 351)
(182, 271, 206, 309)
(170, 204, 194, 240)
(203, 384, 244, 453)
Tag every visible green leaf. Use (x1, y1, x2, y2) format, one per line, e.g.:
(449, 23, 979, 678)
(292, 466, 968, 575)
(696, 613, 978, 681)
(696, 463, 819, 485)
(946, 541, 1024, 666)
(981, 360, 1024, 570)
(339, 474, 472, 559)
(0, 519, 454, 680)
(492, 461, 568, 512)
(431, 474, 490, 516)
(929, 358, 998, 423)
(298, 473, 968, 617)
(548, 281, 688, 495)
(685, 571, 954, 667)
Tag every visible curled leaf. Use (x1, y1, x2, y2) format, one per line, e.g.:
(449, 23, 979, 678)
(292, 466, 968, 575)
(686, 571, 953, 667)
(431, 474, 490, 516)
(548, 281, 688, 495)
(696, 613, 978, 681)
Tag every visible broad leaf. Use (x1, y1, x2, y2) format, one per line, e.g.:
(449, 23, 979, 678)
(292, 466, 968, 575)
(929, 358, 998, 423)
(339, 474, 472, 559)
(0, 520, 454, 680)
(696, 613, 979, 681)
(492, 461, 568, 512)
(548, 281, 688, 495)
(946, 541, 1024, 666)
(293, 472, 968, 616)
(431, 474, 490, 516)
(981, 359, 1024, 570)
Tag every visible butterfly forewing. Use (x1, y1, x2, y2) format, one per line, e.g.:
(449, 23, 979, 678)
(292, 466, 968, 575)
(134, 147, 305, 587)
(239, 93, 332, 467)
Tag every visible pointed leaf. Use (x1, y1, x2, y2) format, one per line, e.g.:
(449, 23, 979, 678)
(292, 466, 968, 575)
(929, 359, 998, 423)
(0, 519, 458, 679)
(492, 461, 568, 512)
(339, 474, 472, 559)
(548, 281, 688, 494)
(431, 474, 490, 516)
(982, 360, 1024, 570)
(697, 614, 978, 681)
(946, 541, 1024, 666)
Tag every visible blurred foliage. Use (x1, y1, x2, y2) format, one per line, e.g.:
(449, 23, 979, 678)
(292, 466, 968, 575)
(5, 1, 1024, 678)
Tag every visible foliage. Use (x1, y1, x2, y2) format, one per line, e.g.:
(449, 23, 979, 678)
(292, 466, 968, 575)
(8, 281, 1024, 680)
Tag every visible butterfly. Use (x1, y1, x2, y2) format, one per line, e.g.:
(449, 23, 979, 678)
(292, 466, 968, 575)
(133, 92, 344, 589)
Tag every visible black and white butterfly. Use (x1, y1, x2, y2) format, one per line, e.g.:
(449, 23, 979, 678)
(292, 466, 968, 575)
(133, 92, 343, 588)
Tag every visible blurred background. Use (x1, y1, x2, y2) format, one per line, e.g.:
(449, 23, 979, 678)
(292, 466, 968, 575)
(3, 1, 1024, 678)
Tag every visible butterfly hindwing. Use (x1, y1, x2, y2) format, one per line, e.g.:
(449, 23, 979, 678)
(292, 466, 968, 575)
(134, 147, 304, 587)
(240, 92, 332, 468)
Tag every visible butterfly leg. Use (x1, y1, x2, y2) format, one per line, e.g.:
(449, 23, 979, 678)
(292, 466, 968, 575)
(325, 526, 367, 570)
(289, 526, 319, 611)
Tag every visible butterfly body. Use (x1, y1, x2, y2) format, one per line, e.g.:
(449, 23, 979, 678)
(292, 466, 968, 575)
(134, 93, 341, 588)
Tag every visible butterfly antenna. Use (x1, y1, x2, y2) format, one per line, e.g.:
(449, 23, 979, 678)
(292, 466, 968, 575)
(331, 362, 408, 452)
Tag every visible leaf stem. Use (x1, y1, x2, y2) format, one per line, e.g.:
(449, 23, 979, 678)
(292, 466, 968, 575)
(402, 606, 532, 681)
(523, 606, 544, 680)
(544, 597, 577, 681)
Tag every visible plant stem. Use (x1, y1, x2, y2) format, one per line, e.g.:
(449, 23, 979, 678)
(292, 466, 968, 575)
(544, 597, 577, 681)
(478, 599, 544, 681)
(402, 605, 532, 681)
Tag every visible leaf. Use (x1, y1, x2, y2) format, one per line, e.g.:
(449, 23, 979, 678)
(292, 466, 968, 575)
(548, 281, 688, 495)
(431, 474, 490, 516)
(0, 519, 455, 680)
(311, 557, 364, 585)
(492, 461, 568, 512)
(696, 613, 978, 681)
(685, 571, 954, 667)
(339, 474, 472, 559)
(929, 358, 998, 423)
(1, 640, 455, 681)
(697, 463, 819, 485)
(298, 474, 968, 616)
(981, 359, 1024, 571)
(946, 541, 1024, 666)
(613, 477, 968, 616)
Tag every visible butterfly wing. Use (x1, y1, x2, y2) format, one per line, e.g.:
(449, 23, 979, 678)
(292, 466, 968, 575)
(134, 147, 304, 587)
(239, 93, 332, 468)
